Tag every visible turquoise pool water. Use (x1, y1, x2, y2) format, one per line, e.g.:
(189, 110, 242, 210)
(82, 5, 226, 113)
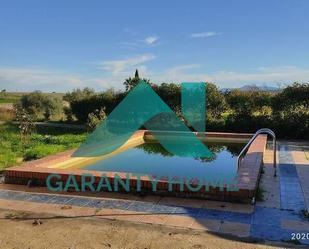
(85, 141, 245, 187)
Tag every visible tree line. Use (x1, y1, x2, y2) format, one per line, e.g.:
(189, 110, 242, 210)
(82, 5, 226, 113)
(14, 76, 309, 139)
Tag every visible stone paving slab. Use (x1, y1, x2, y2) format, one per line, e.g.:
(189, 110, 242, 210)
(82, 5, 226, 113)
(256, 147, 280, 208)
(190, 218, 222, 232)
(282, 219, 309, 231)
(279, 145, 306, 211)
(292, 150, 309, 165)
(293, 145, 309, 209)
(219, 221, 250, 238)
(0, 187, 308, 244)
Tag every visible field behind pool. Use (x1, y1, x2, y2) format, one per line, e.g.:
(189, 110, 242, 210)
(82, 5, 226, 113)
(0, 92, 23, 104)
(0, 92, 65, 104)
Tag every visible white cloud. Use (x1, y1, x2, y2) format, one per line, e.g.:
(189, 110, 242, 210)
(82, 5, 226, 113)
(144, 36, 159, 45)
(1, 65, 308, 93)
(98, 54, 155, 75)
(209, 66, 309, 85)
(190, 32, 222, 38)
(0, 67, 113, 92)
(120, 30, 159, 49)
(151, 65, 309, 88)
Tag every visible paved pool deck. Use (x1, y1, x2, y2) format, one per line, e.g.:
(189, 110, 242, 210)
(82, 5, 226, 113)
(0, 141, 309, 245)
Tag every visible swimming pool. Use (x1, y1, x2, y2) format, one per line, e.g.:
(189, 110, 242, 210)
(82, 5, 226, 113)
(83, 140, 245, 188)
(5, 131, 267, 202)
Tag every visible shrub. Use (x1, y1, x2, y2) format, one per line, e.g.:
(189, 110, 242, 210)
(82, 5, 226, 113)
(86, 108, 107, 131)
(272, 106, 309, 139)
(225, 90, 273, 117)
(154, 83, 181, 111)
(67, 95, 100, 123)
(18, 91, 62, 121)
(63, 87, 95, 103)
(64, 88, 124, 123)
(62, 80, 308, 139)
(206, 83, 228, 119)
(63, 106, 74, 122)
(15, 106, 36, 143)
(272, 82, 309, 111)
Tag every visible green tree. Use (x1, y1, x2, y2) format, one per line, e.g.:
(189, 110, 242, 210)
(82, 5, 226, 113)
(123, 69, 150, 92)
(18, 91, 62, 121)
(42, 97, 62, 120)
(63, 88, 97, 122)
(272, 82, 309, 111)
(225, 89, 272, 117)
(155, 83, 181, 111)
(63, 87, 95, 103)
(206, 83, 228, 119)
(271, 83, 309, 139)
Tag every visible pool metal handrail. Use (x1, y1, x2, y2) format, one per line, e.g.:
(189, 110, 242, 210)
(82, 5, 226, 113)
(237, 128, 277, 177)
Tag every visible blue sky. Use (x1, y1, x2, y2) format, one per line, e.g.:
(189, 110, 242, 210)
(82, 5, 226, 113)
(0, 0, 309, 92)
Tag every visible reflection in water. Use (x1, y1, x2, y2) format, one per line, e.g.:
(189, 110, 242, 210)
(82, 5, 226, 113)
(137, 141, 244, 162)
(85, 141, 245, 187)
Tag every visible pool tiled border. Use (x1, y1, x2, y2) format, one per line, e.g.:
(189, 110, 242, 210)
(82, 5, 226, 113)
(4, 131, 267, 203)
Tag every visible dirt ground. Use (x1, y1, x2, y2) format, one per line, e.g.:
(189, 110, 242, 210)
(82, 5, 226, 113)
(0, 209, 298, 249)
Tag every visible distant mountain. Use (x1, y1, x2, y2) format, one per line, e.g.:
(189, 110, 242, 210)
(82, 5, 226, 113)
(239, 85, 280, 92)
(221, 85, 280, 92)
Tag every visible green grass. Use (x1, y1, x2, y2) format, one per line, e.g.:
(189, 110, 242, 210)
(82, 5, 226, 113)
(0, 123, 87, 171)
(0, 92, 24, 104)
(0, 98, 19, 104)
